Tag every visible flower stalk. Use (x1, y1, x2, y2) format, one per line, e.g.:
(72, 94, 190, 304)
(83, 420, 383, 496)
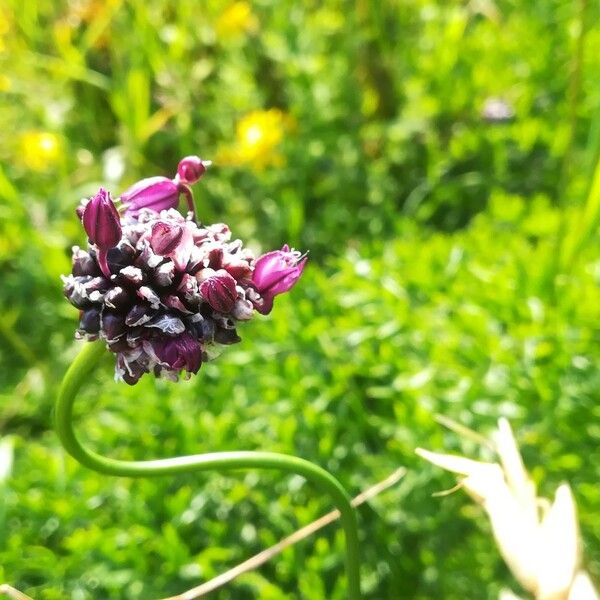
(56, 341, 362, 599)
(58, 155, 359, 596)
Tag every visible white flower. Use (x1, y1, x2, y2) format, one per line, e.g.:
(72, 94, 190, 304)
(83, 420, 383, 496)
(416, 418, 598, 600)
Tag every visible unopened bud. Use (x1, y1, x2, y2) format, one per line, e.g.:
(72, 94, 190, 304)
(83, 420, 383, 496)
(214, 326, 241, 345)
(150, 333, 202, 373)
(199, 270, 237, 313)
(177, 155, 211, 184)
(82, 188, 122, 251)
(72, 247, 99, 277)
(101, 311, 126, 341)
(150, 221, 184, 256)
(252, 244, 307, 314)
(120, 176, 180, 215)
(148, 220, 193, 271)
(79, 307, 101, 335)
(104, 286, 132, 310)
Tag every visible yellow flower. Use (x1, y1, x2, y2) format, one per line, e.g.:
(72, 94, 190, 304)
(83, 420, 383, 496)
(218, 109, 290, 171)
(0, 6, 10, 53)
(216, 2, 258, 39)
(0, 7, 10, 36)
(19, 131, 62, 172)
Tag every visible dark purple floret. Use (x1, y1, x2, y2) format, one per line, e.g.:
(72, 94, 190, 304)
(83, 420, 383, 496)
(199, 270, 238, 313)
(151, 333, 202, 374)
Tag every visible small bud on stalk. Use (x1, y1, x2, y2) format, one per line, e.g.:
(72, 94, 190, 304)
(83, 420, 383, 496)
(176, 155, 211, 185)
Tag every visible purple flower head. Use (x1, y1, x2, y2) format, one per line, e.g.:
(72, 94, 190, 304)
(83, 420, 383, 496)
(199, 270, 238, 313)
(177, 156, 211, 185)
(120, 176, 180, 216)
(82, 188, 121, 250)
(149, 333, 202, 375)
(252, 245, 307, 314)
(63, 155, 308, 385)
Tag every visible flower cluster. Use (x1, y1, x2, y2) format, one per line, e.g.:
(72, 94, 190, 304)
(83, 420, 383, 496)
(63, 156, 306, 384)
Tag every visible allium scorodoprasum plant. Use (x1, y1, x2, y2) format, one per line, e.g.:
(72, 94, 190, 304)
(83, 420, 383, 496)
(62, 156, 307, 384)
(57, 157, 362, 599)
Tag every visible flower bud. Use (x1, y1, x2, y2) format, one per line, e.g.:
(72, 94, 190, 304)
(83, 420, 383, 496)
(252, 244, 307, 314)
(118, 265, 144, 286)
(232, 298, 254, 320)
(126, 327, 147, 348)
(150, 333, 202, 373)
(154, 261, 175, 287)
(72, 247, 100, 277)
(149, 221, 193, 271)
(83, 276, 111, 302)
(116, 354, 147, 386)
(79, 307, 101, 335)
(150, 221, 184, 255)
(223, 257, 253, 281)
(104, 286, 133, 311)
(107, 242, 136, 272)
(125, 304, 156, 327)
(214, 326, 241, 345)
(62, 275, 91, 309)
(82, 188, 122, 250)
(199, 270, 238, 313)
(120, 176, 180, 215)
(101, 311, 126, 341)
(164, 294, 192, 314)
(107, 337, 131, 354)
(176, 155, 210, 184)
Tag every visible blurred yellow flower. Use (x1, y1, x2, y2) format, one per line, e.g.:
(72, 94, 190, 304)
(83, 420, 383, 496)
(0, 74, 10, 91)
(218, 109, 291, 171)
(0, 6, 10, 53)
(0, 8, 9, 36)
(19, 131, 62, 172)
(216, 2, 258, 38)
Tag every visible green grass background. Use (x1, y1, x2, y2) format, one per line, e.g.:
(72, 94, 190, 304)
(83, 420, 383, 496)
(1, 0, 600, 598)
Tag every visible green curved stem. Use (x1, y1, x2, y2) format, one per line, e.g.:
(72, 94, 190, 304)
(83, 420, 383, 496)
(56, 341, 361, 599)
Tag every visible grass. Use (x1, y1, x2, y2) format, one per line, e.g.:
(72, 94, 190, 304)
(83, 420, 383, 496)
(1, 1, 600, 598)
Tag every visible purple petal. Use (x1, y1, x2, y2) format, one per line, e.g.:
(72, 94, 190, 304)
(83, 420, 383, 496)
(101, 312, 127, 341)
